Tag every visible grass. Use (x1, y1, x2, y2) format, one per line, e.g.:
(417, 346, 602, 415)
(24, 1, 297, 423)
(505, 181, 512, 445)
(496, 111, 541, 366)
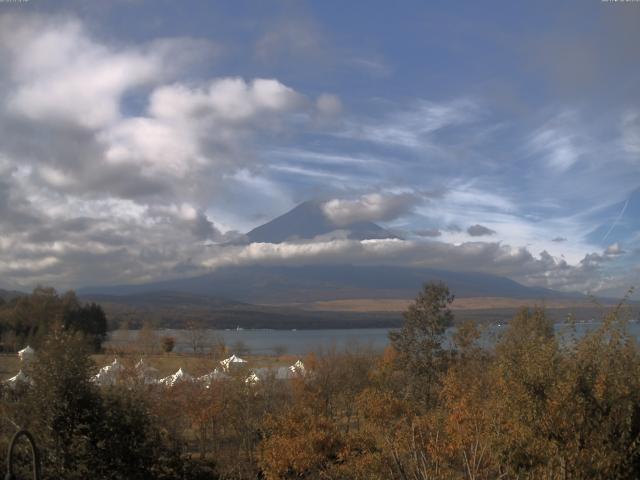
(300, 296, 619, 312)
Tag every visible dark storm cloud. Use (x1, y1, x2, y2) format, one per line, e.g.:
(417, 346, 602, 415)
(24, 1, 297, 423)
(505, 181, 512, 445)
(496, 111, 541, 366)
(467, 224, 496, 237)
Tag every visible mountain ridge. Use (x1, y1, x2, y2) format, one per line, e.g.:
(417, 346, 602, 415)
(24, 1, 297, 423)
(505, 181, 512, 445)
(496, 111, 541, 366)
(245, 200, 399, 243)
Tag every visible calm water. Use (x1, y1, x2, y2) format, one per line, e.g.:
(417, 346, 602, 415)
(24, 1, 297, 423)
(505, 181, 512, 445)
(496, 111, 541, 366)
(106, 321, 640, 356)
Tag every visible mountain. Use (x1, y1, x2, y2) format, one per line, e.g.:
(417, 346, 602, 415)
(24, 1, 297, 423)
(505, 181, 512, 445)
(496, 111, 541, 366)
(245, 200, 399, 243)
(80, 201, 583, 304)
(79, 288, 402, 330)
(81, 290, 246, 309)
(0, 288, 25, 302)
(79, 265, 578, 304)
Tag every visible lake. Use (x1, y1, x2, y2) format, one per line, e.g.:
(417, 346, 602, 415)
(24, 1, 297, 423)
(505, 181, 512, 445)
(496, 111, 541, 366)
(106, 320, 640, 356)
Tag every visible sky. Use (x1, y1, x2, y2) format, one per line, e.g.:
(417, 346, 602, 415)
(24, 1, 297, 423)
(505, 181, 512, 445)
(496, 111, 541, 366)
(0, 0, 638, 297)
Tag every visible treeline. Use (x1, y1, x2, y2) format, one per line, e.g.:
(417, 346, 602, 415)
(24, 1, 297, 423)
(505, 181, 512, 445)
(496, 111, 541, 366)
(0, 287, 107, 352)
(2, 282, 640, 479)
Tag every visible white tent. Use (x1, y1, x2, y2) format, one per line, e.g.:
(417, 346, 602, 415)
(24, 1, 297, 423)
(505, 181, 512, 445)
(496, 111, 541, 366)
(197, 369, 227, 387)
(289, 360, 305, 376)
(220, 354, 247, 371)
(93, 369, 116, 386)
(18, 346, 35, 363)
(93, 358, 125, 386)
(245, 372, 260, 385)
(5, 370, 30, 388)
(109, 358, 124, 371)
(159, 368, 193, 387)
(135, 359, 159, 383)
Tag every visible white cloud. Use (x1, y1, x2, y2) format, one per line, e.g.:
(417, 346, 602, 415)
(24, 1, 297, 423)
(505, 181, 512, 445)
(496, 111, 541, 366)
(341, 98, 480, 149)
(527, 111, 584, 171)
(1, 15, 212, 129)
(605, 242, 625, 256)
(195, 237, 619, 295)
(322, 192, 420, 226)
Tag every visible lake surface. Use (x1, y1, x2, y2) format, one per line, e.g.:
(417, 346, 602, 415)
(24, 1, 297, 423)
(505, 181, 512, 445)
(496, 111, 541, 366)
(106, 321, 640, 356)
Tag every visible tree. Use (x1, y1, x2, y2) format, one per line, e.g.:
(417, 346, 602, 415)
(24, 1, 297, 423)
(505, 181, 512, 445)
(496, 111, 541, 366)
(20, 328, 183, 479)
(388, 281, 454, 407)
(0, 288, 107, 352)
(186, 319, 208, 354)
(161, 336, 175, 353)
(137, 320, 158, 354)
(63, 299, 108, 352)
(21, 329, 103, 479)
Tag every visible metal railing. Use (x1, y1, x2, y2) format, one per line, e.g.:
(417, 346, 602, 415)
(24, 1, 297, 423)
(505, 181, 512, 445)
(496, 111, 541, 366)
(5, 430, 40, 480)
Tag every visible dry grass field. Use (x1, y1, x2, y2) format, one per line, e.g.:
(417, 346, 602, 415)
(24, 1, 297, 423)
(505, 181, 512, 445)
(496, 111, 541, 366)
(300, 297, 612, 313)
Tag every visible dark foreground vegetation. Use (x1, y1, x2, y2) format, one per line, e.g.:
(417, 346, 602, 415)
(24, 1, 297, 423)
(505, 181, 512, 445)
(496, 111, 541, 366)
(1, 282, 639, 479)
(0, 287, 107, 352)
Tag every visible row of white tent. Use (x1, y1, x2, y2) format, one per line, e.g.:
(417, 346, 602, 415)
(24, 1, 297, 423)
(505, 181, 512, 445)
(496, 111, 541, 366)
(3, 351, 306, 389)
(92, 355, 306, 388)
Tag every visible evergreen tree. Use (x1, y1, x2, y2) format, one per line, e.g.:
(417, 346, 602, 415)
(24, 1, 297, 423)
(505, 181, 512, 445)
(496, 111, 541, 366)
(388, 281, 454, 407)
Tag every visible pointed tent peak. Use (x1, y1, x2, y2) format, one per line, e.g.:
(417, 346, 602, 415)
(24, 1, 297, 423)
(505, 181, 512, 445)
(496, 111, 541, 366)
(289, 359, 305, 374)
(159, 367, 193, 387)
(227, 354, 246, 363)
(220, 354, 248, 370)
(18, 346, 35, 362)
(6, 369, 28, 384)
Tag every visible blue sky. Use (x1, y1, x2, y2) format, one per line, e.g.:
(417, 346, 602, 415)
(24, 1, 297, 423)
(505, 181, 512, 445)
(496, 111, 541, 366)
(0, 0, 638, 297)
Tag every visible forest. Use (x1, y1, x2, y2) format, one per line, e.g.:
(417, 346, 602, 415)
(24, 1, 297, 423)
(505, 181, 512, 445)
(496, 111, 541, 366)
(1, 282, 639, 479)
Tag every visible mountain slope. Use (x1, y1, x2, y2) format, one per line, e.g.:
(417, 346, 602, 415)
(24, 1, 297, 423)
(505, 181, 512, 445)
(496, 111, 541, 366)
(245, 201, 398, 243)
(80, 265, 579, 304)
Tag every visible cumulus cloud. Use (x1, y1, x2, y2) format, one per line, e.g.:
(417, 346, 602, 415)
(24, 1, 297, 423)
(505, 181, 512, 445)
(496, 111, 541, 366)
(0, 13, 327, 289)
(99, 77, 304, 181)
(321, 193, 420, 226)
(467, 224, 496, 237)
(605, 242, 625, 256)
(198, 237, 618, 295)
(1, 15, 214, 130)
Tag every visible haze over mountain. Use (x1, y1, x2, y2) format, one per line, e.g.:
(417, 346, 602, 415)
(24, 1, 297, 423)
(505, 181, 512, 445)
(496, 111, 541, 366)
(245, 200, 399, 243)
(80, 264, 578, 305)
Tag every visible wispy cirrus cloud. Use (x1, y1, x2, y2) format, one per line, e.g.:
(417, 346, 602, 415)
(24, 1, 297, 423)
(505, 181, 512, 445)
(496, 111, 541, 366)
(339, 98, 482, 149)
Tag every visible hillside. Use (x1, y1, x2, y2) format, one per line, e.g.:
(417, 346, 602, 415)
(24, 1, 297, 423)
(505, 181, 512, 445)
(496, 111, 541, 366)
(79, 264, 578, 304)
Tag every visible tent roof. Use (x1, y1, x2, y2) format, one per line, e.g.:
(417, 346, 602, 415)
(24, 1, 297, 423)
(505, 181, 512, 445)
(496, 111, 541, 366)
(159, 367, 193, 387)
(6, 370, 29, 385)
